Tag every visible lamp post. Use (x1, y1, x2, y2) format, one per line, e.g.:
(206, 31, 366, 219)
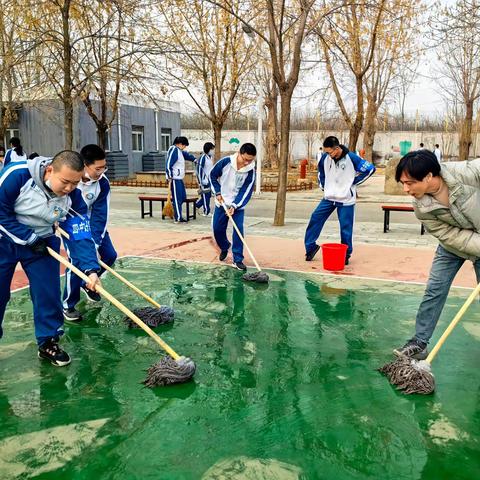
(242, 23, 263, 195)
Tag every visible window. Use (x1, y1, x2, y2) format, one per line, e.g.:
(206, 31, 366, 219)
(97, 129, 111, 152)
(131, 126, 144, 152)
(4, 128, 20, 148)
(161, 128, 171, 151)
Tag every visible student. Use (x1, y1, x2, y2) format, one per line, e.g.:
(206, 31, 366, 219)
(165, 136, 196, 223)
(0, 147, 5, 167)
(0, 151, 101, 366)
(195, 142, 215, 216)
(210, 143, 256, 271)
(393, 150, 480, 359)
(433, 144, 442, 163)
(3, 137, 27, 168)
(63, 144, 117, 321)
(304, 136, 375, 265)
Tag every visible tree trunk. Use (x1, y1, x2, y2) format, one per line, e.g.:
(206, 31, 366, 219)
(264, 85, 279, 169)
(364, 98, 377, 162)
(273, 92, 292, 226)
(459, 101, 474, 160)
(97, 124, 108, 151)
(213, 122, 222, 161)
(62, 1, 73, 150)
(348, 75, 364, 151)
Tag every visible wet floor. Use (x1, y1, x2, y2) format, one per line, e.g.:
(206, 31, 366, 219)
(1, 258, 479, 479)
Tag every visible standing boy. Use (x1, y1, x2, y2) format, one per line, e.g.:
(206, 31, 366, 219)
(195, 142, 215, 216)
(0, 151, 100, 366)
(165, 136, 196, 223)
(210, 143, 256, 271)
(63, 144, 117, 321)
(305, 136, 375, 265)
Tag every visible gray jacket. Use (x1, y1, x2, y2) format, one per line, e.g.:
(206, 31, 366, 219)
(414, 159, 480, 260)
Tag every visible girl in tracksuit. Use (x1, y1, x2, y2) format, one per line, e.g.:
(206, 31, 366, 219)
(3, 137, 27, 168)
(305, 137, 375, 264)
(195, 142, 215, 216)
(63, 144, 117, 321)
(165, 136, 196, 222)
(0, 153, 100, 366)
(210, 143, 256, 271)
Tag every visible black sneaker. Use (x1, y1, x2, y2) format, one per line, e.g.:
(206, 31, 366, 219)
(174, 218, 188, 223)
(305, 244, 320, 261)
(81, 286, 101, 303)
(232, 261, 247, 271)
(393, 338, 429, 360)
(63, 308, 83, 322)
(38, 339, 71, 367)
(345, 255, 351, 266)
(219, 250, 228, 261)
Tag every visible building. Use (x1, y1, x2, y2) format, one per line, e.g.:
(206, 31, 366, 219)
(4, 96, 181, 177)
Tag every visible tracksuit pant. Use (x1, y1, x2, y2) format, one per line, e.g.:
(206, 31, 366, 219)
(212, 206, 245, 263)
(196, 191, 212, 215)
(304, 198, 355, 257)
(63, 232, 117, 310)
(171, 179, 187, 221)
(0, 235, 64, 346)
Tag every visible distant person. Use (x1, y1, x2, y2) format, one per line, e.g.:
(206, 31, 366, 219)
(419, 142, 425, 150)
(195, 142, 215, 216)
(3, 137, 26, 168)
(210, 143, 256, 271)
(316, 147, 323, 163)
(0, 147, 5, 167)
(304, 136, 375, 265)
(165, 136, 197, 223)
(433, 144, 442, 162)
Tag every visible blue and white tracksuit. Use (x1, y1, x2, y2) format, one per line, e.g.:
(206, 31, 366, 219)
(0, 158, 99, 346)
(304, 147, 375, 258)
(3, 148, 27, 169)
(165, 145, 196, 221)
(195, 153, 214, 215)
(210, 153, 255, 263)
(63, 174, 116, 310)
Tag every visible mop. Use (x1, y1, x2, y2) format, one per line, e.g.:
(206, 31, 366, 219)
(57, 227, 174, 327)
(379, 281, 480, 395)
(162, 181, 174, 219)
(48, 248, 195, 387)
(221, 203, 269, 283)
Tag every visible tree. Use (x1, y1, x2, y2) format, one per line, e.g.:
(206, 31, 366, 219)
(157, 0, 255, 157)
(434, 0, 480, 160)
(315, 0, 386, 151)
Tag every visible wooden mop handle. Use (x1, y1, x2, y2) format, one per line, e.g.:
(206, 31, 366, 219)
(56, 227, 162, 310)
(47, 247, 180, 360)
(221, 202, 262, 272)
(426, 281, 480, 363)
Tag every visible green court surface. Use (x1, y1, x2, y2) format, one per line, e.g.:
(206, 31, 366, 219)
(1, 257, 479, 479)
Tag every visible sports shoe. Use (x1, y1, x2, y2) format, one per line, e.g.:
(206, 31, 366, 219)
(232, 261, 247, 271)
(82, 285, 101, 303)
(63, 308, 83, 322)
(219, 250, 228, 261)
(345, 255, 351, 266)
(174, 218, 188, 223)
(38, 339, 71, 367)
(393, 338, 429, 360)
(305, 244, 320, 261)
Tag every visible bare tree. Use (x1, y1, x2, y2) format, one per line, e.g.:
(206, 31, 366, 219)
(434, 0, 480, 160)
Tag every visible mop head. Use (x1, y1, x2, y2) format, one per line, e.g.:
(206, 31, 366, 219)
(143, 355, 196, 387)
(127, 306, 175, 328)
(163, 199, 174, 219)
(378, 356, 435, 395)
(242, 271, 269, 283)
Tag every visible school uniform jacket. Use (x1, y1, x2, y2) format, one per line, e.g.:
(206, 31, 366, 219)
(209, 153, 255, 210)
(195, 153, 214, 187)
(165, 145, 196, 180)
(3, 148, 27, 168)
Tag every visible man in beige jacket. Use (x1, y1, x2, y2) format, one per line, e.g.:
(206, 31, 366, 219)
(393, 149, 480, 359)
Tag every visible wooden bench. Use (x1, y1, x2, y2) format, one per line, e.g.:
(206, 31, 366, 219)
(139, 195, 197, 221)
(382, 205, 425, 235)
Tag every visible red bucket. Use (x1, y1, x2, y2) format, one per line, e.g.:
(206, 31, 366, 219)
(321, 243, 348, 271)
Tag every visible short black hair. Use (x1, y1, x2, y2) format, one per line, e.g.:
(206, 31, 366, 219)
(51, 150, 84, 172)
(80, 144, 106, 166)
(419, 142, 424, 147)
(395, 150, 440, 182)
(323, 136, 340, 148)
(173, 136, 189, 146)
(435, 144, 439, 148)
(239, 143, 256, 156)
(203, 142, 215, 154)
(28, 152, 39, 160)
(9, 137, 21, 148)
